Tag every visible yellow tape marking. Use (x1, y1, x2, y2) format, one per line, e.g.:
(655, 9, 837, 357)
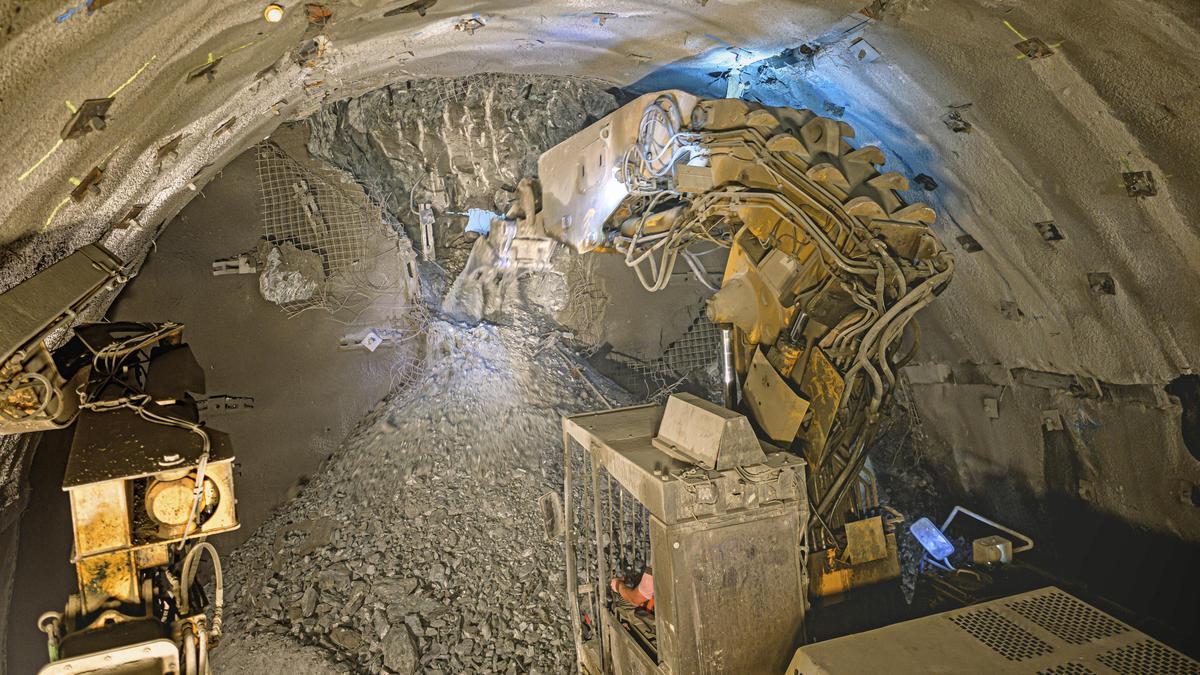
(18, 139, 64, 182)
(108, 56, 157, 98)
(64, 100, 78, 113)
(1004, 20, 1027, 41)
(188, 38, 263, 77)
(68, 176, 81, 186)
(42, 197, 72, 231)
(227, 39, 262, 57)
(17, 57, 155, 183)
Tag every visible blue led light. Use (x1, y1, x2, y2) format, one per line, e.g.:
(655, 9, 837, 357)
(910, 517, 955, 561)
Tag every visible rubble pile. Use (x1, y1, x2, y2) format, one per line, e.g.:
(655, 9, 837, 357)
(213, 73, 631, 673)
(214, 285, 630, 674)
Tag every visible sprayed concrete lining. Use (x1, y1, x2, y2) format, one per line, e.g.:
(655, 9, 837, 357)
(1, 0, 1200, 668)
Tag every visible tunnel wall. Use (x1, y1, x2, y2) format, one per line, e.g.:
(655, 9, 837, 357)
(0, 1, 856, 664)
(1, 0, 1199, 665)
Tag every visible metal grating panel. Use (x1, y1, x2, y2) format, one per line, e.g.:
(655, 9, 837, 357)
(607, 310, 722, 400)
(948, 607, 1055, 662)
(658, 312, 722, 376)
(790, 587, 1200, 674)
(1006, 588, 1128, 645)
(1038, 664, 1096, 675)
(1096, 639, 1200, 675)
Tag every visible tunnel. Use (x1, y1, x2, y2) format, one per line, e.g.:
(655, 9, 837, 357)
(0, 1, 1198, 673)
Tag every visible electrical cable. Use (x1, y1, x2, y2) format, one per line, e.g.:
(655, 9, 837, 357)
(180, 542, 224, 645)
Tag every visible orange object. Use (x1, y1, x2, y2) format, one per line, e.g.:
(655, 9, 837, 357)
(610, 572, 654, 612)
(305, 3, 332, 24)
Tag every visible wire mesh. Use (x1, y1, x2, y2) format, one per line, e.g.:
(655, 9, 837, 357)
(255, 141, 382, 316)
(894, 372, 931, 460)
(607, 310, 722, 400)
(381, 304, 432, 392)
(558, 255, 608, 345)
(254, 141, 430, 396)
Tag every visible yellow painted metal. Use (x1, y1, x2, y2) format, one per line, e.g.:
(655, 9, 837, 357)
(844, 515, 888, 564)
(69, 481, 130, 557)
(743, 349, 809, 444)
(808, 531, 901, 597)
(75, 551, 139, 613)
(710, 227, 795, 348)
(796, 347, 845, 467)
(66, 458, 239, 614)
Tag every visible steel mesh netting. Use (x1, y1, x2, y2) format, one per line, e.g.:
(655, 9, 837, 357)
(255, 140, 378, 316)
(372, 304, 433, 394)
(254, 141, 430, 393)
(558, 255, 607, 345)
(607, 310, 722, 401)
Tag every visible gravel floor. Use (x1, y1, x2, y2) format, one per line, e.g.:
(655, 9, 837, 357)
(213, 277, 631, 674)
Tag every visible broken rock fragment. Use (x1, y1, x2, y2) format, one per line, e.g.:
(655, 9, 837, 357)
(330, 626, 363, 650)
(258, 242, 325, 305)
(382, 625, 419, 673)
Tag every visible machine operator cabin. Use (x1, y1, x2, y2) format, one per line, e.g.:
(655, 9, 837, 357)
(0, 1, 1197, 674)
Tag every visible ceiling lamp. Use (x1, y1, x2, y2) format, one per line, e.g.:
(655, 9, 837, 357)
(263, 3, 285, 23)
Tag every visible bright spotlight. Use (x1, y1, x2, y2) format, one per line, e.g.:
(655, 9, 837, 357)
(263, 3, 285, 23)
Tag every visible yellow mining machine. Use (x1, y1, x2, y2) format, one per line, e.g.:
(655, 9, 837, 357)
(467, 90, 955, 672)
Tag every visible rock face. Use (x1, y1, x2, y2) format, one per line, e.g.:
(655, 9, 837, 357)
(307, 73, 620, 325)
(258, 242, 325, 305)
(308, 74, 617, 220)
(306, 73, 618, 272)
(208, 75, 633, 674)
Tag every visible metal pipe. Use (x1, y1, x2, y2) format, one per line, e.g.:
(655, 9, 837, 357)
(619, 489, 628, 576)
(562, 427, 586, 667)
(591, 458, 609, 673)
(940, 505, 1035, 553)
(720, 325, 738, 408)
(182, 627, 197, 675)
(197, 629, 209, 675)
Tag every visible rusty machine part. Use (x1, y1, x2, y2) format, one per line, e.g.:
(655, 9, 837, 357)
(33, 321, 238, 675)
(0, 244, 128, 435)
(26, 321, 240, 675)
(0, 252, 238, 673)
(481, 90, 952, 600)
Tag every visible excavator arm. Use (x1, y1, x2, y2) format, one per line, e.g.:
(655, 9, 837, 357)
(472, 89, 953, 579)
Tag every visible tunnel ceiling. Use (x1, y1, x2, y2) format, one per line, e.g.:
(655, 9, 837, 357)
(1, 0, 1199, 543)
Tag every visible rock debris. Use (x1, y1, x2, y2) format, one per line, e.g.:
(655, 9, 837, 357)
(215, 285, 631, 674)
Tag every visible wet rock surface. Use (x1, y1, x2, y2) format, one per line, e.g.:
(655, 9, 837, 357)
(214, 279, 630, 674)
